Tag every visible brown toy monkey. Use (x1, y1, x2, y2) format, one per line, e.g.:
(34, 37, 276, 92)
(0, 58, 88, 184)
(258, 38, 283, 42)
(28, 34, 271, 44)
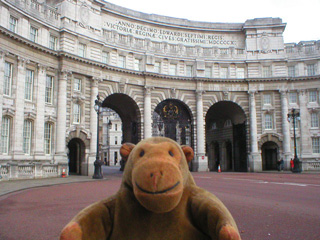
(60, 137, 241, 240)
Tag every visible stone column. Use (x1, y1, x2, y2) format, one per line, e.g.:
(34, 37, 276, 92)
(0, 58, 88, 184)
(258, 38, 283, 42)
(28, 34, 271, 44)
(0, 50, 6, 146)
(144, 86, 152, 139)
(248, 90, 262, 172)
(12, 57, 29, 159)
(88, 77, 99, 176)
(34, 64, 46, 159)
(195, 90, 208, 171)
(298, 90, 312, 159)
(54, 70, 69, 163)
(280, 90, 291, 169)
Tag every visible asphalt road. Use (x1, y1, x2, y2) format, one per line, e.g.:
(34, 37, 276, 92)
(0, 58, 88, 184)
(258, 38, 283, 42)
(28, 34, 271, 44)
(0, 168, 319, 240)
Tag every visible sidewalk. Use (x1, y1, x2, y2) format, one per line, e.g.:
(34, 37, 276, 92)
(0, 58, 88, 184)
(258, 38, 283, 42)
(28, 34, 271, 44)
(0, 175, 104, 197)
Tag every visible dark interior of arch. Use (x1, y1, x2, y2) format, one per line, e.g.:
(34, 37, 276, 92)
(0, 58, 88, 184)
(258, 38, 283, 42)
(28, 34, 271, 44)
(102, 93, 141, 144)
(205, 101, 247, 172)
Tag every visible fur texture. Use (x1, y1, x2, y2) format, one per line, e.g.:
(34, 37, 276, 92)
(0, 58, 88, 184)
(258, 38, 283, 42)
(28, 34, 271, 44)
(60, 137, 241, 240)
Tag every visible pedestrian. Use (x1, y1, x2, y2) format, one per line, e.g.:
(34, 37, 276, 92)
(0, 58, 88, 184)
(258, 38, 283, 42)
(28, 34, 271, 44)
(290, 158, 294, 171)
(280, 158, 284, 171)
(277, 159, 281, 171)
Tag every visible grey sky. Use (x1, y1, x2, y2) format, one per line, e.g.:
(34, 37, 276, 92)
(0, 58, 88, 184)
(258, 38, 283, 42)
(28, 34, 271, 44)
(104, 0, 320, 44)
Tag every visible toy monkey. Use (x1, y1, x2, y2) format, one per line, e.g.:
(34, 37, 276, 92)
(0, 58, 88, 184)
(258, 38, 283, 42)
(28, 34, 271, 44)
(61, 137, 241, 240)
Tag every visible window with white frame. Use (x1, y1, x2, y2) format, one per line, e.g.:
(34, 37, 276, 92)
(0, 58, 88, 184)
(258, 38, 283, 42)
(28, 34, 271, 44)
(312, 137, 320, 153)
(309, 90, 317, 103)
(30, 26, 38, 42)
(4, 61, 13, 96)
(154, 62, 161, 73)
(23, 120, 32, 154)
(25, 69, 34, 101)
(169, 64, 177, 75)
(186, 65, 193, 77)
(44, 122, 53, 154)
(102, 51, 109, 64)
(205, 66, 212, 78)
(288, 66, 296, 77)
(289, 92, 298, 104)
(220, 48, 228, 55)
(78, 43, 86, 57)
(118, 55, 126, 68)
(262, 66, 272, 78)
(9, 16, 18, 33)
(263, 94, 272, 105)
(264, 113, 273, 130)
(311, 112, 319, 128)
(1, 116, 11, 154)
(73, 103, 81, 124)
(307, 64, 316, 76)
(220, 67, 228, 78)
(236, 67, 245, 78)
(134, 59, 141, 71)
(73, 78, 81, 92)
(49, 35, 57, 50)
(115, 136, 118, 145)
(45, 75, 54, 104)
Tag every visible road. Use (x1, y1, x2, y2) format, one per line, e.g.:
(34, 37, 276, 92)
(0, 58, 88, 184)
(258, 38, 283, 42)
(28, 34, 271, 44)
(0, 167, 319, 240)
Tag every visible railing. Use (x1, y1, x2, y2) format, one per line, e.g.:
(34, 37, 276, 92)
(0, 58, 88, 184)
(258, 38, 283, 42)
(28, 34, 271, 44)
(0, 163, 68, 181)
(302, 161, 320, 171)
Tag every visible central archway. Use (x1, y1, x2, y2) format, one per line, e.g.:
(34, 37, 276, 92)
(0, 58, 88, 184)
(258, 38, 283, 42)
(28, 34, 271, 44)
(67, 138, 85, 175)
(206, 101, 247, 172)
(103, 93, 141, 144)
(153, 99, 194, 147)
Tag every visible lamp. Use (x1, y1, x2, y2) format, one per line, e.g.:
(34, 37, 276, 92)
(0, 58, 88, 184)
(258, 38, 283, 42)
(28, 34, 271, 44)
(93, 95, 104, 179)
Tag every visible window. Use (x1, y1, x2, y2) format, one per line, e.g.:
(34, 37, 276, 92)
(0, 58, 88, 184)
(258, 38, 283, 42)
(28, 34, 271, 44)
(169, 64, 177, 75)
(102, 51, 108, 64)
(286, 46, 294, 53)
(73, 103, 81, 124)
(309, 91, 317, 103)
(115, 136, 118, 145)
(30, 26, 38, 42)
(311, 113, 319, 128)
(9, 16, 18, 33)
(264, 114, 273, 130)
(4, 62, 13, 96)
(49, 35, 57, 50)
(289, 92, 297, 104)
(118, 55, 126, 68)
(211, 122, 217, 130)
(115, 124, 118, 131)
(305, 45, 314, 54)
(78, 43, 86, 57)
(220, 48, 229, 55)
(236, 67, 245, 79)
(44, 122, 53, 154)
(154, 62, 161, 73)
(263, 94, 272, 105)
(186, 65, 193, 77)
(312, 138, 320, 153)
(288, 66, 296, 77)
(23, 120, 32, 154)
(25, 70, 34, 101)
(1, 116, 11, 154)
(262, 66, 271, 78)
(205, 67, 212, 78)
(45, 75, 54, 104)
(73, 78, 81, 92)
(134, 59, 141, 71)
(220, 67, 228, 78)
(224, 119, 232, 128)
(307, 64, 316, 76)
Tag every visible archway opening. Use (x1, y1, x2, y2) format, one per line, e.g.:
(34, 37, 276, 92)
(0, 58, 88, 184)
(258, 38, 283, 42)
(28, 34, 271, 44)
(262, 141, 279, 170)
(103, 93, 141, 144)
(206, 101, 247, 172)
(67, 138, 85, 175)
(153, 99, 194, 147)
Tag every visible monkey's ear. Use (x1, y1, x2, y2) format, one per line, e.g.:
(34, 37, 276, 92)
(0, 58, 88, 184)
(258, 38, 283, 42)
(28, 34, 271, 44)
(120, 143, 135, 160)
(181, 146, 194, 163)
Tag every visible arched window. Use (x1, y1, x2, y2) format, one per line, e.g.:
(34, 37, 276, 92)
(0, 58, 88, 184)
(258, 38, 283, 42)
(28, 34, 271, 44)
(1, 116, 11, 154)
(224, 119, 232, 128)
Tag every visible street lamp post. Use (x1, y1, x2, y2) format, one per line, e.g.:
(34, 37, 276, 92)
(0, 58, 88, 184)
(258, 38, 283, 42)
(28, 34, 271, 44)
(287, 108, 302, 173)
(93, 95, 104, 179)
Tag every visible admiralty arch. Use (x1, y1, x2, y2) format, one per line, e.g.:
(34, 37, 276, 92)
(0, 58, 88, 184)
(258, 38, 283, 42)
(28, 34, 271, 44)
(0, 0, 320, 179)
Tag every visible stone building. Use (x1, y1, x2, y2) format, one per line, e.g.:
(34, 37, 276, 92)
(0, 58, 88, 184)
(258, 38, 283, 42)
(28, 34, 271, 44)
(0, 0, 319, 179)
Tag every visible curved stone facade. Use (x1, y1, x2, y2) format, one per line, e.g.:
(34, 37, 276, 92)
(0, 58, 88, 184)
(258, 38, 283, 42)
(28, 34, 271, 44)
(0, 0, 320, 179)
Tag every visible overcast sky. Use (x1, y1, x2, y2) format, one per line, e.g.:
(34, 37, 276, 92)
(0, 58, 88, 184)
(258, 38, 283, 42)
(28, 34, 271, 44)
(103, 0, 320, 44)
